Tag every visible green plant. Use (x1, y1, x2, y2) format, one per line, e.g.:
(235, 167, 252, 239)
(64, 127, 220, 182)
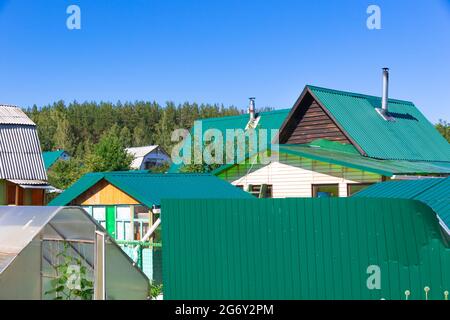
(45, 242, 94, 300)
(149, 282, 163, 299)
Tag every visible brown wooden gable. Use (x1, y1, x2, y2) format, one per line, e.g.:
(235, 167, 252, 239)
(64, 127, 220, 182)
(72, 179, 140, 206)
(279, 90, 351, 145)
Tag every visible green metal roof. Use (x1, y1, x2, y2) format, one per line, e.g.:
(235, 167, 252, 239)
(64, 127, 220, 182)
(308, 85, 450, 161)
(213, 141, 450, 177)
(353, 177, 450, 232)
(42, 150, 66, 170)
(168, 109, 291, 173)
(48, 171, 252, 207)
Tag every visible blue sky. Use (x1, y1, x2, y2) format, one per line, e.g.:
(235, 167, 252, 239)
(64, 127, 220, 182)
(0, 0, 449, 122)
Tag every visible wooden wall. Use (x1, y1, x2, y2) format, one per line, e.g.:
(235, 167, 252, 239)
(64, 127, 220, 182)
(279, 92, 350, 145)
(0, 180, 45, 205)
(73, 179, 140, 205)
(217, 152, 382, 198)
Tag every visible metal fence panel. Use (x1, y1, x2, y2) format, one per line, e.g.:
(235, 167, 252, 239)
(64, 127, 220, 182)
(162, 198, 450, 300)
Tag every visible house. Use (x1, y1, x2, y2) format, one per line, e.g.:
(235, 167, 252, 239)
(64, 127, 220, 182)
(126, 145, 171, 170)
(0, 206, 150, 300)
(42, 150, 70, 170)
(353, 177, 450, 234)
(211, 70, 450, 198)
(0, 104, 51, 205)
(162, 197, 450, 299)
(48, 171, 253, 282)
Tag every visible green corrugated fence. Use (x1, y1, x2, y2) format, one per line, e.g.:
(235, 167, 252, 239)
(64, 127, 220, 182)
(162, 198, 450, 300)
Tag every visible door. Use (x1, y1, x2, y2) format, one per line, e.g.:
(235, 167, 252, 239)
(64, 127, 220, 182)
(106, 206, 116, 239)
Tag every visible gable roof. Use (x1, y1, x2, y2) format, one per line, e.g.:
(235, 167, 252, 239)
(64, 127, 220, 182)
(212, 140, 450, 177)
(0, 105, 35, 126)
(278, 85, 450, 162)
(0, 106, 47, 181)
(353, 177, 450, 233)
(126, 145, 169, 169)
(49, 171, 253, 207)
(126, 145, 160, 158)
(168, 109, 291, 173)
(42, 150, 66, 170)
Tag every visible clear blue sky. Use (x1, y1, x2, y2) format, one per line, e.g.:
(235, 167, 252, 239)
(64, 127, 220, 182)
(0, 0, 449, 122)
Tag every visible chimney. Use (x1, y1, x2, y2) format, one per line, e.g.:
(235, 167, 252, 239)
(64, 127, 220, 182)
(382, 67, 389, 113)
(376, 67, 395, 121)
(248, 97, 256, 121)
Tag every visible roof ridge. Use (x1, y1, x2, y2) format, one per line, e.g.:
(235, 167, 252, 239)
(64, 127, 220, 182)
(411, 178, 449, 199)
(306, 85, 415, 105)
(198, 108, 290, 123)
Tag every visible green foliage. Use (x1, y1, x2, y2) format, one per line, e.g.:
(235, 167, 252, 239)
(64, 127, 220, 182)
(436, 119, 450, 142)
(28, 100, 242, 187)
(45, 242, 94, 300)
(85, 129, 133, 172)
(26, 100, 241, 154)
(149, 282, 163, 299)
(48, 158, 86, 190)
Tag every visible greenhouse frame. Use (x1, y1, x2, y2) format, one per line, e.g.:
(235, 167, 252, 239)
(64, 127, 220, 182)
(0, 206, 150, 300)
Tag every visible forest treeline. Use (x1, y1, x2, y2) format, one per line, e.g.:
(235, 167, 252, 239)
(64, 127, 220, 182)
(26, 100, 245, 157)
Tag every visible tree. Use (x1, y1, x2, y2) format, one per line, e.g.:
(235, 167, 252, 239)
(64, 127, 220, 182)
(85, 132, 133, 172)
(48, 158, 87, 190)
(120, 126, 133, 148)
(436, 119, 450, 143)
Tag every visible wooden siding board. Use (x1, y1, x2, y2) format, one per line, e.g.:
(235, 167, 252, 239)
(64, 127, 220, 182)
(284, 99, 351, 145)
(218, 152, 381, 198)
(74, 180, 140, 205)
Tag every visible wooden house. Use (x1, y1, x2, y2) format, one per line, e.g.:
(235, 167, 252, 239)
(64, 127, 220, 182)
(209, 74, 450, 197)
(126, 145, 171, 170)
(0, 104, 51, 205)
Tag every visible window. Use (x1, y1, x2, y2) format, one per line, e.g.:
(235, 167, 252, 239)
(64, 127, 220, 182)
(144, 160, 158, 169)
(235, 185, 244, 190)
(312, 184, 339, 198)
(347, 183, 373, 196)
(248, 184, 273, 198)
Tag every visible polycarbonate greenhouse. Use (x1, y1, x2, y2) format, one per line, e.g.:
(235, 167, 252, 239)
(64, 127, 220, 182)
(0, 206, 150, 300)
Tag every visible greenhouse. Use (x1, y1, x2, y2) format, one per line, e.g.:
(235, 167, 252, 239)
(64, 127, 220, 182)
(0, 206, 150, 300)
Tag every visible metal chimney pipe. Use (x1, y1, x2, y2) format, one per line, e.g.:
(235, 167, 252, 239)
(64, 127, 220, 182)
(248, 97, 256, 121)
(382, 68, 389, 113)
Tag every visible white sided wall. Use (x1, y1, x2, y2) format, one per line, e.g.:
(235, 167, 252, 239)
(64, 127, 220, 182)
(217, 153, 382, 198)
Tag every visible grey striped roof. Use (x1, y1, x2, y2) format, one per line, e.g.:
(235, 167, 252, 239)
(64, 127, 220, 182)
(0, 105, 35, 125)
(0, 124, 47, 181)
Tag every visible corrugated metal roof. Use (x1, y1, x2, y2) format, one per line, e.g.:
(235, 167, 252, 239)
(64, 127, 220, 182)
(308, 85, 450, 161)
(0, 124, 47, 181)
(0, 105, 35, 125)
(354, 177, 450, 232)
(126, 145, 159, 158)
(213, 141, 450, 177)
(42, 150, 66, 170)
(49, 171, 253, 207)
(168, 109, 291, 173)
(278, 144, 450, 176)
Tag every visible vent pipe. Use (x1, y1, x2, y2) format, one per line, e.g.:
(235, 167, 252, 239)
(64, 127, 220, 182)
(382, 67, 389, 113)
(248, 97, 256, 121)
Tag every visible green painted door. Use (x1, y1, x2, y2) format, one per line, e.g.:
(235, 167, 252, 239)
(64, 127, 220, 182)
(106, 206, 116, 239)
